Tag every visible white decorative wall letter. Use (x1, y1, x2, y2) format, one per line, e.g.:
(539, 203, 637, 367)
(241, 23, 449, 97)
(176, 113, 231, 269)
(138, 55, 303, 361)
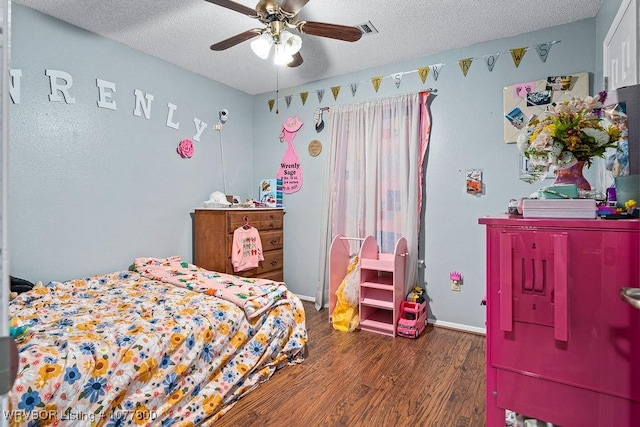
(133, 89, 155, 119)
(9, 69, 22, 104)
(166, 103, 180, 130)
(96, 79, 117, 110)
(192, 118, 208, 142)
(45, 69, 76, 104)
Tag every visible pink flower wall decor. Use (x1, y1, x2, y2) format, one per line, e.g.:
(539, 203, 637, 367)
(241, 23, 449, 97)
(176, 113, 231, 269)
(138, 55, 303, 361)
(177, 139, 194, 158)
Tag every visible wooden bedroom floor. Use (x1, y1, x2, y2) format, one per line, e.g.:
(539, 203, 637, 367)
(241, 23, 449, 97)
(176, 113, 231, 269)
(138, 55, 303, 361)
(216, 300, 486, 427)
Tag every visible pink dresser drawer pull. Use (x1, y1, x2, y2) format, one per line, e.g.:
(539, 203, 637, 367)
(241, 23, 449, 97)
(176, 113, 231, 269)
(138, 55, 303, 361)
(553, 233, 568, 342)
(620, 287, 640, 310)
(499, 233, 513, 332)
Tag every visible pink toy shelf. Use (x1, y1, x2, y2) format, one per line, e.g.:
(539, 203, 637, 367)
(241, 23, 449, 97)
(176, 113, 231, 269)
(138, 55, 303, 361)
(397, 300, 427, 338)
(359, 235, 408, 337)
(328, 234, 408, 337)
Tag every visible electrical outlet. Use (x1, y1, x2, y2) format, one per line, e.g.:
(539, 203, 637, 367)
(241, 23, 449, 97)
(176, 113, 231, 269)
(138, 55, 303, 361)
(449, 271, 462, 292)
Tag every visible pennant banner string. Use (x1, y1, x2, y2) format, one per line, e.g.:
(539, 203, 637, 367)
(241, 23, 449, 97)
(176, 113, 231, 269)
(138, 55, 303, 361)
(484, 52, 502, 72)
(299, 91, 308, 105)
(266, 40, 560, 106)
(350, 82, 359, 97)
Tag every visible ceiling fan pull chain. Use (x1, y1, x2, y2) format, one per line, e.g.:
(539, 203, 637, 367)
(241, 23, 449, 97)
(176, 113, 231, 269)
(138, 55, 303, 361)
(275, 66, 279, 114)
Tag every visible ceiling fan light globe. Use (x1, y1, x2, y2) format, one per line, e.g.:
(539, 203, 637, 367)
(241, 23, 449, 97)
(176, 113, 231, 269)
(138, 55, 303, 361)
(250, 33, 273, 59)
(282, 32, 302, 56)
(273, 44, 294, 65)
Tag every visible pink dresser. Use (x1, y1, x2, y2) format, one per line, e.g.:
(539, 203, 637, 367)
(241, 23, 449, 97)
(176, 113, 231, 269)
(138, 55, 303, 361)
(478, 215, 640, 426)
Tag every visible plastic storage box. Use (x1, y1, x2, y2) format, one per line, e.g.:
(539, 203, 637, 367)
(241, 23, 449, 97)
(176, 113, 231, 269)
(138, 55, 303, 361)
(522, 199, 596, 219)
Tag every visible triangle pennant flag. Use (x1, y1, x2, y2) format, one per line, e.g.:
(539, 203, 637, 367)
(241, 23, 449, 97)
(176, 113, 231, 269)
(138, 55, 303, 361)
(417, 66, 430, 84)
(458, 58, 473, 77)
(350, 82, 359, 97)
(285, 95, 292, 108)
(371, 76, 383, 92)
(534, 40, 559, 63)
(392, 73, 403, 89)
(485, 53, 501, 72)
(268, 99, 275, 112)
(317, 89, 325, 103)
(299, 91, 309, 105)
(431, 64, 442, 81)
(331, 85, 341, 100)
(510, 47, 527, 68)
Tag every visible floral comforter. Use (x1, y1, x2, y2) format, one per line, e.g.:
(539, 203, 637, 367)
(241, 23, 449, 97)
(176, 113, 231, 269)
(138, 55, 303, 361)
(8, 269, 307, 426)
(133, 257, 288, 320)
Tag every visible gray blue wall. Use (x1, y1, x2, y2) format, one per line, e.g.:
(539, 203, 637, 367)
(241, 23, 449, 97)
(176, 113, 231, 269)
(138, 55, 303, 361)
(252, 19, 600, 330)
(10, 1, 624, 330)
(10, 5, 254, 281)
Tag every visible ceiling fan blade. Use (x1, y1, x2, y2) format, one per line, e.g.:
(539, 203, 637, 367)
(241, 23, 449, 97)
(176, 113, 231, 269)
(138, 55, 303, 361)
(288, 52, 304, 68)
(204, 0, 256, 17)
(298, 21, 362, 42)
(210, 29, 262, 51)
(279, 0, 310, 16)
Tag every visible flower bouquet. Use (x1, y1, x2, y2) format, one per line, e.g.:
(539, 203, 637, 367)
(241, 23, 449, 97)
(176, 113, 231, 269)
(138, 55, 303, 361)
(517, 92, 623, 184)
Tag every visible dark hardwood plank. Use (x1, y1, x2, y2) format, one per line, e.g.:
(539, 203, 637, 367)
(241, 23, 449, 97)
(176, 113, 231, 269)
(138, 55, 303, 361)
(216, 301, 486, 426)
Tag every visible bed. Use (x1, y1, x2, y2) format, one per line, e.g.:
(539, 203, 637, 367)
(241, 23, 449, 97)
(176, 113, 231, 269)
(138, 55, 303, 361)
(7, 256, 308, 426)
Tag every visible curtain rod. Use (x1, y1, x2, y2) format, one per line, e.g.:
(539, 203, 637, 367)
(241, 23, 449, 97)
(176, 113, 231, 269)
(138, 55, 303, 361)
(318, 88, 438, 112)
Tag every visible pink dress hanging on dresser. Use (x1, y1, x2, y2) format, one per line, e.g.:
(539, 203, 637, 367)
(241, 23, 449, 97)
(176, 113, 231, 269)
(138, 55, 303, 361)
(277, 116, 303, 194)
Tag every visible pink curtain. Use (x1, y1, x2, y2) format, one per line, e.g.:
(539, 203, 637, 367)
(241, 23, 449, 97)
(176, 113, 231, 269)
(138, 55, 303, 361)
(418, 91, 432, 231)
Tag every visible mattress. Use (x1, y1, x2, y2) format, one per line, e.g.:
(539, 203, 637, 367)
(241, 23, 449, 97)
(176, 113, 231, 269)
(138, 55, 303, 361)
(7, 262, 307, 426)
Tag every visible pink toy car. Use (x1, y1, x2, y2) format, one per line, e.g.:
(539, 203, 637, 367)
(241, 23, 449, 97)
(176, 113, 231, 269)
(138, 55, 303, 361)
(397, 300, 427, 338)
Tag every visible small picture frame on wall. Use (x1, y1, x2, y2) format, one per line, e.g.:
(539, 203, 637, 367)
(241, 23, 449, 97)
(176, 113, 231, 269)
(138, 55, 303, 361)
(519, 153, 534, 181)
(519, 152, 552, 182)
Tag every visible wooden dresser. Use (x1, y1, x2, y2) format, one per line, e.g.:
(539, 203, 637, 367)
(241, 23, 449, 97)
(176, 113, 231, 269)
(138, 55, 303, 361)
(193, 208, 284, 282)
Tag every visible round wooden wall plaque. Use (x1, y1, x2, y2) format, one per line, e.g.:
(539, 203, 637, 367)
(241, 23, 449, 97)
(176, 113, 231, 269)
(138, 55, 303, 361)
(308, 140, 322, 157)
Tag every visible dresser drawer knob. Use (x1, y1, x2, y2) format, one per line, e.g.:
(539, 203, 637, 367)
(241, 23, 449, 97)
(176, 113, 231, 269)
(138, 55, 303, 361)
(270, 239, 278, 245)
(270, 260, 278, 266)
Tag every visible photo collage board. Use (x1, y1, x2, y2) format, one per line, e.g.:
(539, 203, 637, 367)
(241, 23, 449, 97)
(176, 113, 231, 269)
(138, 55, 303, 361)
(503, 72, 589, 144)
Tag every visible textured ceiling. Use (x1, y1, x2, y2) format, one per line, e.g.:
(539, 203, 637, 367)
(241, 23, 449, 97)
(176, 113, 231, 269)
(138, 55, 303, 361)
(14, 0, 602, 95)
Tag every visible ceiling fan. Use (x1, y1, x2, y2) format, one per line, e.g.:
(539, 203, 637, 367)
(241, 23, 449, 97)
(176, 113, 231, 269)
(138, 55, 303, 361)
(206, 0, 363, 67)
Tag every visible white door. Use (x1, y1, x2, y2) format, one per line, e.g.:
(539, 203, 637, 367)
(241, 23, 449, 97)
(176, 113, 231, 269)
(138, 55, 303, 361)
(604, 0, 639, 90)
(598, 0, 639, 192)
(0, 0, 12, 423)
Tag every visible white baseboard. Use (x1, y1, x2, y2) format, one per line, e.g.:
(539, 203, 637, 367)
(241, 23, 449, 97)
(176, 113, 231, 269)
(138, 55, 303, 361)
(295, 294, 486, 335)
(429, 319, 486, 336)
(296, 294, 316, 303)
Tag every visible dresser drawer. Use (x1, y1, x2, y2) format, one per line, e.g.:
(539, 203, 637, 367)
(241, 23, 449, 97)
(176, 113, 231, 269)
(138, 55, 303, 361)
(254, 269, 284, 283)
(226, 229, 283, 255)
(227, 249, 284, 277)
(227, 211, 283, 231)
(233, 269, 284, 283)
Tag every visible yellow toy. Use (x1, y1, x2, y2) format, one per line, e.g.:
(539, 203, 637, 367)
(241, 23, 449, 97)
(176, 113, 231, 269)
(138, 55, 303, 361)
(406, 286, 425, 304)
(332, 256, 360, 332)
